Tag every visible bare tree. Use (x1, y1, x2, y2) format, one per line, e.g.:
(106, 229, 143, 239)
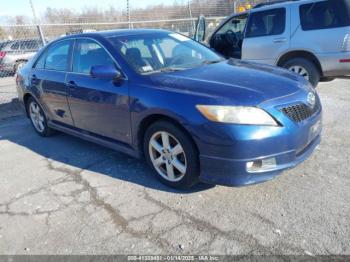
(0, 27, 6, 41)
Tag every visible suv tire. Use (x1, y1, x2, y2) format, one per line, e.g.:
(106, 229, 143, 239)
(282, 58, 320, 87)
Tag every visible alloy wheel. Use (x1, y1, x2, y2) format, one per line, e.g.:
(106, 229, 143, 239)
(288, 65, 310, 80)
(148, 131, 187, 182)
(29, 101, 45, 133)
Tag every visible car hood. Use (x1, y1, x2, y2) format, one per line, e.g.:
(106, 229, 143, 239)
(149, 59, 309, 106)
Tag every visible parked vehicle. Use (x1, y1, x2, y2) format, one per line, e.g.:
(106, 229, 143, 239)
(0, 39, 43, 76)
(195, 0, 350, 86)
(16, 29, 322, 189)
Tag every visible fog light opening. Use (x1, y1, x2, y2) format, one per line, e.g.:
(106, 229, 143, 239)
(246, 158, 277, 173)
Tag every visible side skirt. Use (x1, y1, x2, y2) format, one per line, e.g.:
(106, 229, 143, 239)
(48, 121, 140, 159)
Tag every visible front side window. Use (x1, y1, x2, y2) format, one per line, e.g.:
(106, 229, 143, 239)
(45, 41, 70, 71)
(246, 8, 286, 38)
(300, 0, 350, 31)
(109, 33, 223, 74)
(72, 39, 115, 74)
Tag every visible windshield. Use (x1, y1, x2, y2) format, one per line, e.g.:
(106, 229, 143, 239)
(108, 32, 223, 75)
(218, 15, 248, 36)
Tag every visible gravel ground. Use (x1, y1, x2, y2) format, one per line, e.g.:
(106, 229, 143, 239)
(0, 77, 349, 255)
(0, 77, 23, 120)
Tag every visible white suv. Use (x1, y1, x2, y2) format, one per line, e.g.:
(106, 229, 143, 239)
(195, 0, 350, 86)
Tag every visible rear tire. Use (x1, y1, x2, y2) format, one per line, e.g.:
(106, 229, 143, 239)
(320, 77, 335, 82)
(282, 58, 320, 87)
(26, 97, 54, 137)
(144, 121, 200, 189)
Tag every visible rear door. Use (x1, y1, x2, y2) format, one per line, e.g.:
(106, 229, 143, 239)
(65, 38, 132, 144)
(242, 7, 290, 65)
(29, 39, 74, 126)
(292, 0, 350, 54)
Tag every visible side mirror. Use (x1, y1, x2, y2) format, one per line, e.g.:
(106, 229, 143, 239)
(194, 15, 206, 42)
(90, 65, 123, 81)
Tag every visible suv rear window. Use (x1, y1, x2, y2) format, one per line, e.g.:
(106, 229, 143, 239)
(300, 0, 350, 31)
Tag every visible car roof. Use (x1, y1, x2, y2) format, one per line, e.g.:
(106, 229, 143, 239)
(61, 28, 172, 40)
(247, 0, 323, 13)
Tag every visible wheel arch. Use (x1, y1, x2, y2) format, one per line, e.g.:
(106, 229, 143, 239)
(15, 59, 28, 64)
(277, 50, 323, 76)
(136, 114, 199, 159)
(23, 93, 33, 118)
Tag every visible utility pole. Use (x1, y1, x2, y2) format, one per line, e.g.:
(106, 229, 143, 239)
(188, 0, 195, 37)
(127, 0, 131, 29)
(29, 0, 46, 45)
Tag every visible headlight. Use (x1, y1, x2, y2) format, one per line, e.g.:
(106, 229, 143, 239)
(196, 105, 279, 126)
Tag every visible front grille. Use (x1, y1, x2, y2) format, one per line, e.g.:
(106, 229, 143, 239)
(281, 102, 319, 122)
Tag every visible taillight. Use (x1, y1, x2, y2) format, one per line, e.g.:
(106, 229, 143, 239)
(342, 34, 350, 52)
(0, 51, 6, 59)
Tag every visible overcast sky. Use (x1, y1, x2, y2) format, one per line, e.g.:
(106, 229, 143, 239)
(3, 0, 181, 18)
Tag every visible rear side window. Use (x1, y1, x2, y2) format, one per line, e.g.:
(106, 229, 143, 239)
(0, 42, 8, 50)
(10, 42, 20, 50)
(246, 8, 286, 38)
(45, 41, 70, 71)
(72, 39, 115, 74)
(300, 0, 350, 31)
(21, 40, 41, 50)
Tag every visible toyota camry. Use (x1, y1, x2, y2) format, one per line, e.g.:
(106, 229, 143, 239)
(16, 29, 322, 189)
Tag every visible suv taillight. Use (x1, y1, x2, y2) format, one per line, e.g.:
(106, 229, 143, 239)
(342, 34, 350, 52)
(0, 51, 6, 59)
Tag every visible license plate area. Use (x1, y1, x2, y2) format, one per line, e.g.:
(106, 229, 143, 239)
(309, 120, 322, 143)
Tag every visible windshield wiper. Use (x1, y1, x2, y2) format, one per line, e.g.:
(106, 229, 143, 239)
(201, 59, 224, 65)
(159, 67, 184, 73)
(142, 67, 184, 75)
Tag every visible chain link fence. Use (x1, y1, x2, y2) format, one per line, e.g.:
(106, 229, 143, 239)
(0, 0, 265, 78)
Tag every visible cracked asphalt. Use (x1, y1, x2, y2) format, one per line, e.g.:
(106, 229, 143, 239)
(0, 77, 349, 255)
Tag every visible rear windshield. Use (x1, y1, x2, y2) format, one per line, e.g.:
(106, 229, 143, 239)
(300, 0, 350, 31)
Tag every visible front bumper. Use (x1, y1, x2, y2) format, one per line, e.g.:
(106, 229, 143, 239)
(199, 134, 320, 187)
(191, 90, 322, 187)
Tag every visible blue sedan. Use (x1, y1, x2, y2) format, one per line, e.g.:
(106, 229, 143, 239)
(16, 29, 322, 189)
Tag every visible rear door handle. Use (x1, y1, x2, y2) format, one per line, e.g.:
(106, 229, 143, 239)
(273, 37, 287, 43)
(66, 80, 77, 89)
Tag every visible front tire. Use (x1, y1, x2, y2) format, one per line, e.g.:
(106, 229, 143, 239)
(282, 58, 320, 87)
(27, 97, 54, 137)
(144, 121, 199, 189)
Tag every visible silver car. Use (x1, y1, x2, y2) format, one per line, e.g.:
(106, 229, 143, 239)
(0, 39, 43, 77)
(195, 0, 350, 86)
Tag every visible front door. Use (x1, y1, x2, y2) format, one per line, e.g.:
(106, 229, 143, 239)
(209, 14, 249, 59)
(242, 7, 290, 65)
(66, 39, 132, 144)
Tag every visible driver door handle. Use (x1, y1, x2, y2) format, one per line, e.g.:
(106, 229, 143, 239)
(273, 37, 287, 43)
(31, 74, 39, 85)
(66, 80, 77, 89)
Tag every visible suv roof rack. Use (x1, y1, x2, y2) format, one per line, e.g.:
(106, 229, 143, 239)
(253, 0, 301, 9)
